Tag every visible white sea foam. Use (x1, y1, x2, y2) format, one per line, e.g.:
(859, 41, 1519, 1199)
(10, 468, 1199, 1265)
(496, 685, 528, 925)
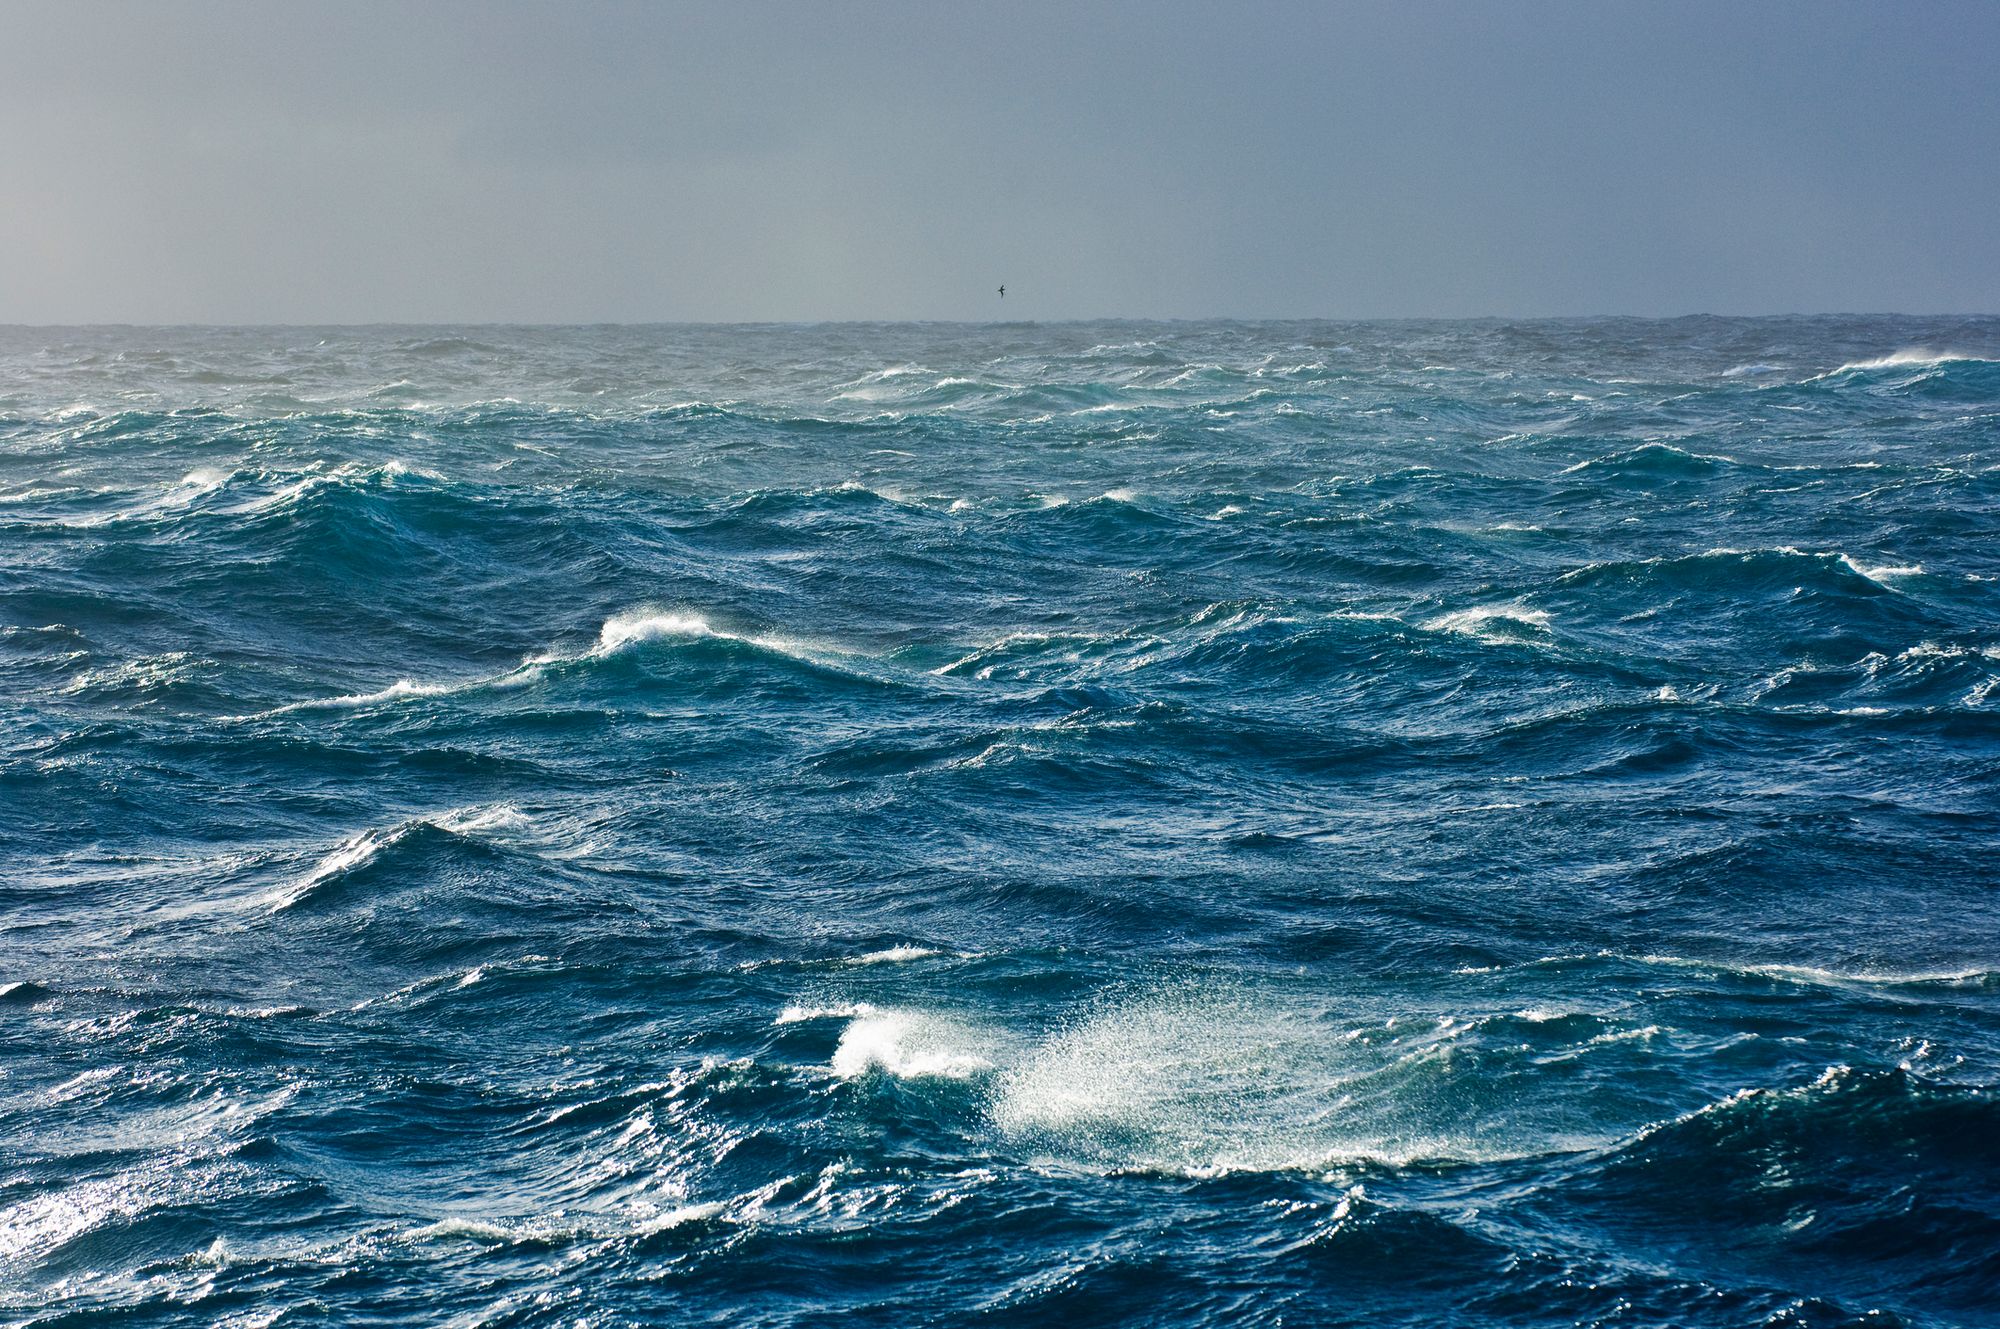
(407, 1200, 722, 1247)
(775, 1000, 877, 1026)
(842, 945, 946, 966)
(634, 1201, 725, 1235)
(1842, 557, 1923, 583)
(829, 1008, 993, 1080)
(595, 610, 712, 652)
(1421, 602, 1552, 642)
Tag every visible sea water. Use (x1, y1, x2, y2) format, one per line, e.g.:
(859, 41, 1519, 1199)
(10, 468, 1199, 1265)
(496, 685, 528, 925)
(2, 318, 1997, 1326)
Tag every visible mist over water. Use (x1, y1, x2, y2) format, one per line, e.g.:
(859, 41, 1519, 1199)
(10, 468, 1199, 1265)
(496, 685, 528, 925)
(3, 318, 1998, 1326)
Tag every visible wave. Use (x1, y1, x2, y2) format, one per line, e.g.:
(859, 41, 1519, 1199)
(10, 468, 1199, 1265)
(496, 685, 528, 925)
(59, 651, 218, 704)
(777, 978, 2000, 1203)
(261, 803, 538, 913)
(264, 824, 405, 912)
(1420, 602, 1553, 645)
(1458, 949, 1999, 993)
(590, 610, 714, 653)
(39, 459, 460, 536)
(405, 1202, 725, 1249)
(983, 985, 1629, 1176)
(843, 944, 951, 966)
(1625, 952, 1999, 993)
(525, 608, 890, 692)
(1555, 545, 1921, 597)
(1557, 442, 1735, 478)
(1820, 348, 1999, 376)
(826, 1007, 996, 1080)
(781, 983, 1675, 1176)
(14, 320, 2000, 1325)
(237, 608, 886, 721)
(1582, 1066, 2000, 1297)
(254, 677, 457, 717)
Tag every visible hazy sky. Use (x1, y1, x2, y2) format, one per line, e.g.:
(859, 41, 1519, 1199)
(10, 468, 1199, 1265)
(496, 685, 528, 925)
(3, 1, 1996, 322)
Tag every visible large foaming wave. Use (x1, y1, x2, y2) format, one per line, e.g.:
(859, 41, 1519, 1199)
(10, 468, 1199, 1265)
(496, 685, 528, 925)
(239, 608, 883, 720)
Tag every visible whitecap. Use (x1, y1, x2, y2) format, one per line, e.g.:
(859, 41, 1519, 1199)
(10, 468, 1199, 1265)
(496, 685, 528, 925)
(1821, 348, 1994, 375)
(774, 1000, 877, 1026)
(254, 677, 455, 717)
(595, 610, 712, 652)
(1421, 602, 1552, 642)
(247, 606, 867, 720)
(634, 1201, 725, 1235)
(1844, 558, 1924, 583)
(829, 1008, 993, 1080)
(842, 945, 945, 966)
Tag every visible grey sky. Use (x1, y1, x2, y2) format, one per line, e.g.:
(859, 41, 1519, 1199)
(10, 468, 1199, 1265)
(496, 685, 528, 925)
(2, 0, 1994, 322)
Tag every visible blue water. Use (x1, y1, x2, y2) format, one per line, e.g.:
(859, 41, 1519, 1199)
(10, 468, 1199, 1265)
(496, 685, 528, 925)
(3, 319, 1998, 1327)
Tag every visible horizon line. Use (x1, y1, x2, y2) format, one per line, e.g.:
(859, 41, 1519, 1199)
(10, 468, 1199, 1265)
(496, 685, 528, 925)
(4, 311, 1999, 331)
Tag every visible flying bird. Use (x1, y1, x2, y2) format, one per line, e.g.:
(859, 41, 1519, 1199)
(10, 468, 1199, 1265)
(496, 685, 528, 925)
(998, 285, 1005, 298)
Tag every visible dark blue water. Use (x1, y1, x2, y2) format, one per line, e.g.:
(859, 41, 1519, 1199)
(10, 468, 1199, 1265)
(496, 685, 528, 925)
(3, 319, 1998, 1327)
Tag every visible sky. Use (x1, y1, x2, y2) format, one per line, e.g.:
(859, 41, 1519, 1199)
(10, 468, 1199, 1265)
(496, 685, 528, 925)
(1, 0, 1996, 323)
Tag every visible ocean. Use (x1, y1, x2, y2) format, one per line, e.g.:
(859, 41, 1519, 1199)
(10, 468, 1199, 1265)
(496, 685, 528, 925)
(2, 318, 1996, 1327)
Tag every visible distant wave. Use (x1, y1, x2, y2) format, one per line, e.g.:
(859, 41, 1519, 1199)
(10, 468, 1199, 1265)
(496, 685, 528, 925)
(1824, 348, 1998, 374)
(1555, 544, 1924, 594)
(1558, 442, 1735, 477)
(1457, 949, 1998, 992)
(1801, 348, 2000, 384)
(238, 608, 882, 720)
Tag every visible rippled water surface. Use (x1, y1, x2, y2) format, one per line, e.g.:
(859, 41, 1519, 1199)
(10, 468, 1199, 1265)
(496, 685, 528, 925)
(3, 319, 1997, 1326)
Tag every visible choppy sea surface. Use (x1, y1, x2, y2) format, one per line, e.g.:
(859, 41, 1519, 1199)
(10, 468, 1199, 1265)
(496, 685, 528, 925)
(2, 319, 1998, 1327)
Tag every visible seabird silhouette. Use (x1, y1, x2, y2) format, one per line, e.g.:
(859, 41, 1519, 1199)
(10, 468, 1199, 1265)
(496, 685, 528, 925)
(998, 285, 1005, 298)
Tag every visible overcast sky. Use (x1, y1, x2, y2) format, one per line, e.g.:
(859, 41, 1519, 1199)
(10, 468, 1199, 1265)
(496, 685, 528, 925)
(2, 1, 1995, 323)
